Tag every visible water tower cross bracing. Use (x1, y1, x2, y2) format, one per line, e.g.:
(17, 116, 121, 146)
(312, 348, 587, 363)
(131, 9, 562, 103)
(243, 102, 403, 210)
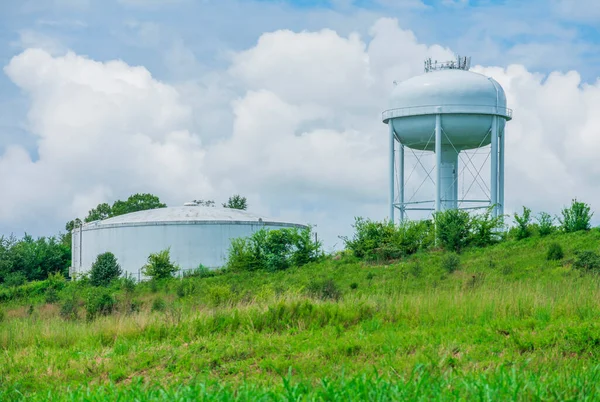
(382, 56, 513, 222)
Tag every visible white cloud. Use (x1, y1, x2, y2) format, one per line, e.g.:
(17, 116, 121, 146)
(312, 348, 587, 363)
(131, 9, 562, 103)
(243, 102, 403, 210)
(2, 18, 600, 246)
(12, 30, 66, 55)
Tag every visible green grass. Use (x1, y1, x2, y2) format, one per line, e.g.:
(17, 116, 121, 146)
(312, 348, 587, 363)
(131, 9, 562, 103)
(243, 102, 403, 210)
(1, 230, 600, 400)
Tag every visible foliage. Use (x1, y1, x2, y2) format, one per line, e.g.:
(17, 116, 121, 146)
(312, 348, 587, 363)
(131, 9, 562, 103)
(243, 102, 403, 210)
(151, 297, 167, 312)
(85, 289, 116, 321)
(513, 206, 532, 240)
(573, 250, 600, 272)
(61, 218, 82, 247)
(227, 227, 322, 272)
(143, 249, 179, 280)
(3, 272, 27, 287)
(434, 209, 471, 253)
(536, 212, 555, 237)
(469, 208, 504, 247)
(546, 243, 564, 261)
(0, 234, 70, 283)
(111, 193, 167, 217)
(341, 218, 432, 260)
(222, 194, 248, 210)
(306, 279, 341, 301)
(182, 265, 215, 279)
(89, 252, 122, 287)
(559, 199, 593, 233)
(59, 296, 79, 321)
(84, 194, 167, 223)
(441, 253, 460, 273)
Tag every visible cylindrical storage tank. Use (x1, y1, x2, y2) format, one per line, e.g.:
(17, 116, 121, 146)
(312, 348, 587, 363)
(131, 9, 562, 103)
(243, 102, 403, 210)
(71, 206, 307, 279)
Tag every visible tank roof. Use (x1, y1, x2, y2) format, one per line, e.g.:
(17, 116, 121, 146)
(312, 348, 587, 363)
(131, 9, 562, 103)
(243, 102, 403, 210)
(81, 206, 306, 229)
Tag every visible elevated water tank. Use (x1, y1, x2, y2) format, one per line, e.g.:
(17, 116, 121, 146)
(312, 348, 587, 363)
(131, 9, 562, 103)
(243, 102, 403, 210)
(382, 57, 513, 218)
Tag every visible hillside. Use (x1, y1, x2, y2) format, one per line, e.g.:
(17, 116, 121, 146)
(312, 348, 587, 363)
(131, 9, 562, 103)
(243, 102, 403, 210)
(1, 230, 600, 400)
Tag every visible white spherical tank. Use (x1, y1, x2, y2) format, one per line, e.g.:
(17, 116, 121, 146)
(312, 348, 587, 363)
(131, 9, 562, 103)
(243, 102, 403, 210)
(70, 206, 307, 280)
(382, 59, 512, 219)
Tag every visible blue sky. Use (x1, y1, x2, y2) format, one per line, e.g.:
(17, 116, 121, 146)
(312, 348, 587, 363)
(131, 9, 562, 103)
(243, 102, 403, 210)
(0, 0, 599, 245)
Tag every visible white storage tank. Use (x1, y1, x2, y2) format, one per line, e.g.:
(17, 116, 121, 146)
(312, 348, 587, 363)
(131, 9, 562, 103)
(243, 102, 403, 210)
(70, 205, 307, 279)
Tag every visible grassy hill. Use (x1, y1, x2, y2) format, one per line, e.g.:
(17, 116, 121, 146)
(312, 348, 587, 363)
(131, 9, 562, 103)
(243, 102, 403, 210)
(2, 230, 600, 400)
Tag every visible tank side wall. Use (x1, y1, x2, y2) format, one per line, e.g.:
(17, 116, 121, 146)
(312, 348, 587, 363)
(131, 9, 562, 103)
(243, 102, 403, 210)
(79, 223, 298, 278)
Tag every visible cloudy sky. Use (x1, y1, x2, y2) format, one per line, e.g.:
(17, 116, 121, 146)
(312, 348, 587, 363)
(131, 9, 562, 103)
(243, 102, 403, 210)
(0, 0, 599, 250)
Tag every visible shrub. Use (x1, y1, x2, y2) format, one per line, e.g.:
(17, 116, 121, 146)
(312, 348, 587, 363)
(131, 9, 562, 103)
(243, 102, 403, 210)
(537, 212, 555, 237)
(226, 227, 322, 272)
(60, 297, 79, 321)
(441, 253, 460, 273)
(559, 199, 593, 233)
(341, 218, 432, 260)
(151, 297, 167, 312)
(546, 243, 564, 261)
(183, 265, 215, 279)
(573, 250, 600, 272)
(142, 249, 179, 280)
(207, 285, 234, 306)
(90, 252, 122, 287)
(45, 287, 60, 304)
(350, 282, 358, 290)
(307, 279, 341, 301)
(0, 309, 4, 323)
(469, 208, 503, 247)
(434, 209, 471, 253)
(513, 206, 532, 240)
(85, 289, 116, 321)
(120, 275, 136, 293)
(4, 272, 27, 287)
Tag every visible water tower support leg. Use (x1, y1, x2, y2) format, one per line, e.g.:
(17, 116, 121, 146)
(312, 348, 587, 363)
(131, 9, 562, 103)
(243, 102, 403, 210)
(490, 116, 498, 217)
(435, 113, 442, 213)
(389, 122, 395, 224)
(399, 143, 405, 222)
(499, 128, 505, 219)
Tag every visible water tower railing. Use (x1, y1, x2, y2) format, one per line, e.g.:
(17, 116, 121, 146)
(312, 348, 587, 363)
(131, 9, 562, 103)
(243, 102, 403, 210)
(382, 105, 513, 122)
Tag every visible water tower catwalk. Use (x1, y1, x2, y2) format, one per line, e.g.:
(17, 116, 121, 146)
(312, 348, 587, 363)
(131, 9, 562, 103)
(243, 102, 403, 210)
(382, 56, 512, 222)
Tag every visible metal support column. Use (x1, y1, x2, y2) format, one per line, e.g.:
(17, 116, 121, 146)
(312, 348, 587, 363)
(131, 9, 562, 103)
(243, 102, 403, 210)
(435, 111, 442, 213)
(499, 127, 505, 219)
(490, 116, 498, 217)
(389, 122, 395, 223)
(399, 143, 405, 222)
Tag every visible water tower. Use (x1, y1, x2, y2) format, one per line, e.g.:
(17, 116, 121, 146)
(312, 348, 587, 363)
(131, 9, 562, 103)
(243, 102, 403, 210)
(382, 56, 512, 222)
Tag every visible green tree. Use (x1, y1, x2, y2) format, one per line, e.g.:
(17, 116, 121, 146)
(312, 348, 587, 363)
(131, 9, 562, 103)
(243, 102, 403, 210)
(223, 195, 248, 210)
(142, 249, 179, 280)
(513, 206, 532, 240)
(111, 193, 166, 217)
(61, 218, 82, 247)
(434, 209, 472, 253)
(536, 212, 555, 237)
(84, 203, 112, 223)
(89, 252, 122, 287)
(192, 199, 215, 207)
(559, 199, 593, 233)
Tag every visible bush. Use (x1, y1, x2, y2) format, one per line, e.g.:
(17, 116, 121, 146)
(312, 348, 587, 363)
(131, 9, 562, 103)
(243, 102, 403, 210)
(151, 297, 167, 312)
(573, 250, 600, 272)
(60, 297, 79, 321)
(307, 279, 341, 301)
(513, 206, 532, 240)
(183, 265, 215, 279)
(3, 272, 27, 287)
(434, 209, 471, 253)
(226, 227, 322, 272)
(559, 199, 593, 233)
(441, 253, 460, 273)
(341, 218, 432, 260)
(142, 249, 179, 280)
(350, 282, 358, 290)
(85, 289, 116, 321)
(469, 208, 503, 247)
(537, 212, 555, 237)
(90, 252, 122, 287)
(0, 309, 4, 323)
(120, 275, 136, 293)
(45, 287, 60, 304)
(546, 243, 564, 261)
